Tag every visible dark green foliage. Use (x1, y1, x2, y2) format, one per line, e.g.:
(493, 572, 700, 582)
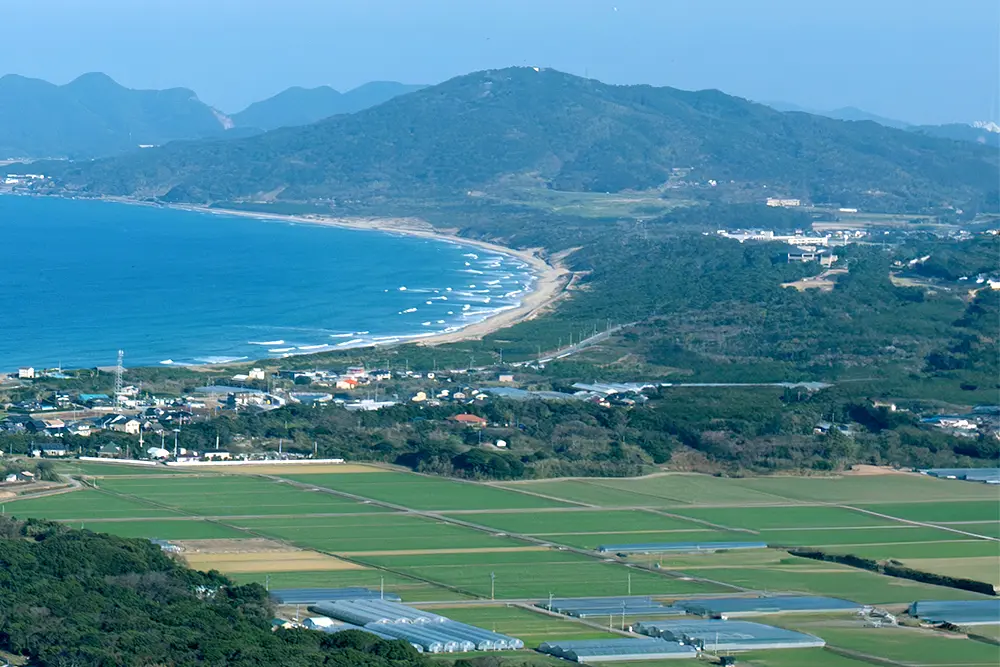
(0, 518, 428, 666)
(55, 68, 997, 211)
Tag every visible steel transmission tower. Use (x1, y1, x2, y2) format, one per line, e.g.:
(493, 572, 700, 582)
(114, 350, 124, 410)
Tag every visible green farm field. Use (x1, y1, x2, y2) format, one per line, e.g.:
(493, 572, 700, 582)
(533, 529, 735, 551)
(287, 472, 574, 510)
(428, 605, 618, 647)
(729, 474, 1000, 503)
(228, 570, 468, 602)
(355, 549, 733, 599)
(451, 509, 709, 534)
(776, 617, 1000, 666)
(759, 525, 980, 548)
(227, 514, 533, 553)
(92, 519, 249, 540)
(859, 500, 1000, 523)
(823, 539, 1000, 560)
(97, 476, 388, 516)
(2, 489, 180, 520)
(668, 505, 895, 530)
(54, 461, 197, 476)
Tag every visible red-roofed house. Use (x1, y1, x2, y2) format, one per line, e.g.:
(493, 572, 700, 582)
(449, 414, 488, 427)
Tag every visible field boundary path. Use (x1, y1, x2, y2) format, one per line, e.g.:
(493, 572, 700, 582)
(842, 505, 999, 541)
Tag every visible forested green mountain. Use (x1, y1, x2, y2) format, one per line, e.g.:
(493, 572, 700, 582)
(0, 73, 231, 158)
(0, 517, 428, 666)
(54, 68, 998, 211)
(231, 82, 425, 130)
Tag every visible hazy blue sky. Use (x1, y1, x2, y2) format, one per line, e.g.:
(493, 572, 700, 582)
(1, 0, 996, 124)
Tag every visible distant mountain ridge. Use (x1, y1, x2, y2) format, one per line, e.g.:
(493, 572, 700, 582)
(0, 73, 230, 159)
(764, 100, 999, 147)
(0, 73, 426, 159)
(231, 81, 425, 131)
(55, 67, 998, 212)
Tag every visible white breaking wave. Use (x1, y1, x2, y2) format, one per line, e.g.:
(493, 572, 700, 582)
(296, 344, 327, 351)
(336, 339, 364, 347)
(269, 347, 295, 353)
(160, 359, 174, 365)
(401, 307, 418, 314)
(248, 340, 284, 345)
(329, 333, 354, 338)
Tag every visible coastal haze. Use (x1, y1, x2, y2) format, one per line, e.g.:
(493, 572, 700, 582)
(0, 3, 998, 667)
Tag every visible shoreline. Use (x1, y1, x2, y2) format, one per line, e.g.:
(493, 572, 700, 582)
(115, 197, 572, 353)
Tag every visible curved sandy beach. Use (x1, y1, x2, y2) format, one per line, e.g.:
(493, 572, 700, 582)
(165, 203, 573, 347)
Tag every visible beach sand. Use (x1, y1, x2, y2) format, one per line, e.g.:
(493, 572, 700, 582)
(163, 203, 574, 347)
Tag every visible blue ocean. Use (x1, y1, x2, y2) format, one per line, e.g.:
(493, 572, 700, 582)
(0, 196, 534, 370)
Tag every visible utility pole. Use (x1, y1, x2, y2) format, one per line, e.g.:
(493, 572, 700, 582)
(380, 576, 384, 600)
(627, 572, 631, 596)
(490, 571, 495, 600)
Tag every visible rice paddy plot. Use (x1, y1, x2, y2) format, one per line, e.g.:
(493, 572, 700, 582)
(284, 472, 572, 510)
(226, 569, 467, 602)
(452, 509, 709, 535)
(759, 526, 973, 548)
(690, 565, 991, 603)
(2, 489, 179, 520)
(535, 529, 734, 551)
(356, 549, 732, 599)
(668, 506, 895, 531)
(90, 519, 248, 540)
(97, 476, 388, 516)
(228, 514, 530, 553)
(430, 605, 618, 648)
(730, 474, 1000, 503)
(585, 474, 799, 505)
(858, 500, 1000, 524)
(782, 622, 1000, 666)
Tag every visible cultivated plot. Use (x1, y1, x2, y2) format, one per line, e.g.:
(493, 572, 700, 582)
(686, 563, 991, 603)
(430, 605, 618, 648)
(903, 556, 1000, 586)
(285, 472, 573, 510)
(734, 649, 874, 667)
(2, 489, 179, 520)
(777, 618, 1000, 666)
(93, 519, 248, 540)
(729, 474, 1000, 504)
(227, 569, 466, 602)
(858, 500, 1000, 524)
(758, 526, 981, 548)
(452, 509, 712, 535)
(228, 514, 532, 554)
(824, 539, 1000, 560)
(98, 476, 388, 516)
(55, 461, 196, 476)
(500, 474, 791, 507)
(668, 506, 895, 531)
(355, 549, 732, 599)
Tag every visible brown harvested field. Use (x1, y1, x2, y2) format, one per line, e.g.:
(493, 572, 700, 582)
(175, 539, 364, 573)
(179, 464, 381, 475)
(842, 465, 913, 476)
(340, 546, 551, 557)
(903, 557, 1000, 586)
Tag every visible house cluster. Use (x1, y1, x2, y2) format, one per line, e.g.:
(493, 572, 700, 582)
(921, 406, 1000, 440)
(714, 228, 866, 250)
(3, 173, 46, 185)
(0, 401, 198, 442)
(277, 365, 392, 391)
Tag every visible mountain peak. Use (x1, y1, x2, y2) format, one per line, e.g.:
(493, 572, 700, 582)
(66, 72, 122, 89)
